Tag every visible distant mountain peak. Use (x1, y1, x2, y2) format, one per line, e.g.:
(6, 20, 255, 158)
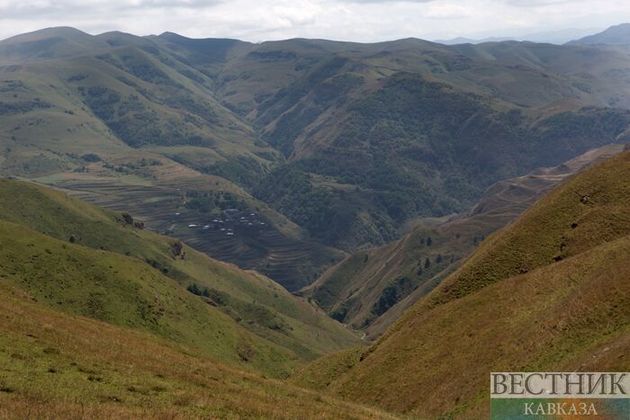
(0, 26, 107, 63)
(569, 22, 630, 45)
(0, 26, 91, 44)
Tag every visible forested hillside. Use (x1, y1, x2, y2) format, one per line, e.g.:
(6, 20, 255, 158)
(3, 27, 630, 289)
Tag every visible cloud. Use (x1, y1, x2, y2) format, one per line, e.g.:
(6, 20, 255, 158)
(339, 0, 435, 3)
(0, 0, 225, 16)
(504, 0, 574, 5)
(0, 0, 629, 43)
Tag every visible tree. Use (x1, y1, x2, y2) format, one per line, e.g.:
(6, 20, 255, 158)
(121, 212, 134, 225)
(187, 283, 201, 295)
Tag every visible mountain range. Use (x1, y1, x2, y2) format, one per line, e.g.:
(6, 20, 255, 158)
(3, 24, 630, 293)
(1, 23, 630, 418)
(436, 27, 599, 45)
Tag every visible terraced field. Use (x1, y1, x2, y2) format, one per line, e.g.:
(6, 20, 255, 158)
(52, 178, 344, 291)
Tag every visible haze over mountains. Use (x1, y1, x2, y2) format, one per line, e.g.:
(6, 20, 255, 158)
(570, 23, 630, 45)
(1, 22, 630, 418)
(436, 27, 599, 45)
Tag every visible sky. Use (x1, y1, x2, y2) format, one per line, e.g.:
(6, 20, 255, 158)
(1, 0, 630, 43)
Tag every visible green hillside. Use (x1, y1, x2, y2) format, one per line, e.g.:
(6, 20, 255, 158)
(0, 28, 340, 290)
(0, 281, 392, 419)
(296, 150, 630, 418)
(302, 144, 624, 336)
(0, 179, 359, 377)
(4, 27, 630, 289)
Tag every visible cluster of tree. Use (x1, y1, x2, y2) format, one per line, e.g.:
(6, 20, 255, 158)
(251, 72, 630, 251)
(118, 212, 145, 229)
(200, 156, 268, 190)
(187, 283, 211, 297)
(79, 86, 214, 148)
(254, 166, 364, 245)
(372, 276, 415, 317)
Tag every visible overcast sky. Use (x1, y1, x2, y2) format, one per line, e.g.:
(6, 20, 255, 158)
(1, 0, 630, 43)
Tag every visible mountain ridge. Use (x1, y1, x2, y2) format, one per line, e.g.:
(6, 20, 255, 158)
(569, 23, 630, 46)
(301, 144, 625, 336)
(3, 26, 630, 289)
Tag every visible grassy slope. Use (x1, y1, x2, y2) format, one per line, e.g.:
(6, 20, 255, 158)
(0, 220, 294, 375)
(297, 151, 630, 418)
(126, 33, 630, 252)
(219, 39, 630, 249)
(303, 144, 624, 335)
(0, 180, 359, 374)
(5, 28, 630, 284)
(432, 148, 630, 305)
(0, 28, 342, 291)
(0, 282, 394, 419)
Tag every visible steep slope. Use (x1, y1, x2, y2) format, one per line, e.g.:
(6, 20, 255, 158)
(0, 179, 359, 375)
(570, 23, 630, 46)
(233, 39, 630, 249)
(0, 28, 342, 290)
(0, 282, 392, 419)
(5, 27, 630, 287)
(298, 150, 630, 418)
(0, 219, 295, 376)
(303, 144, 625, 335)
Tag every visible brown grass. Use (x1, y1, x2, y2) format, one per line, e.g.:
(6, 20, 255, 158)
(331, 235, 630, 418)
(299, 152, 630, 418)
(0, 283, 395, 419)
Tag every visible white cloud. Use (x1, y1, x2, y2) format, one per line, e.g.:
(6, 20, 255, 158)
(0, 0, 629, 43)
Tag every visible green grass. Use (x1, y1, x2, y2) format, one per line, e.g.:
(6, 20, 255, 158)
(0, 179, 360, 375)
(330, 234, 630, 418)
(431, 150, 630, 305)
(303, 145, 624, 335)
(299, 151, 630, 418)
(0, 178, 375, 417)
(0, 219, 295, 377)
(0, 282, 395, 419)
